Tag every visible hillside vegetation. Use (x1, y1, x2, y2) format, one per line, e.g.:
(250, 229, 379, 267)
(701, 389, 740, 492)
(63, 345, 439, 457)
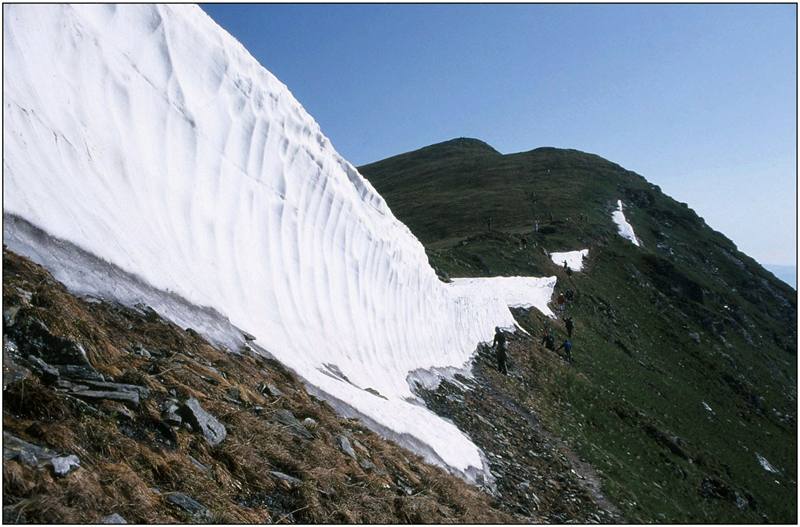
(360, 137, 797, 523)
(2, 249, 513, 524)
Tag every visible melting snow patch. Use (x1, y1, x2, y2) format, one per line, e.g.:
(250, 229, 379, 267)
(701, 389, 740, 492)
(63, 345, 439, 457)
(612, 200, 640, 246)
(550, 249, 589, 272)
(448, 276, 558, 319)
(756, 453, 780, 474)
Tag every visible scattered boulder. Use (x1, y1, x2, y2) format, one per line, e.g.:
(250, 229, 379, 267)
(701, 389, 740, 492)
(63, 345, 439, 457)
(132, 346, 152, 359)
(178, 397, 227, 446)
(302, 417, 318, 430)
(162, 402, 183, 426)
(269, 470, 302, 489)
(165, 492, 210, 520)
(3, 338, 30, 389)
(242, 331, 256, 342)
(69, 389, 140, 408)
(50, 455, 80, 477)
(273, 409, 312, 439)
(259, 382, 283, 398)
(56, 364, 105, 382)
(358, 457, 376, 471)
(101, 513, 127, 524)
(80, 380, 150, 399)
(336, 435, 357, 460)
(26, 355, 60, 384)
(688, 332, 701, 344)
(4, 432, 55, 466)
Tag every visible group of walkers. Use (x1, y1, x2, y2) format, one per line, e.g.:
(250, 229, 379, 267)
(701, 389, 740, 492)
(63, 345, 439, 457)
(492, 283, 579, 375)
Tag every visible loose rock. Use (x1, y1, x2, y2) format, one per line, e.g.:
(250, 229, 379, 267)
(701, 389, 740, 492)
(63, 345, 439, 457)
(50, 455, 80, 477)
(178, 397, 227, 446)
(165, 492, 210, 520)
(101, 513, 127, 524)
(336, 435, 357, 460)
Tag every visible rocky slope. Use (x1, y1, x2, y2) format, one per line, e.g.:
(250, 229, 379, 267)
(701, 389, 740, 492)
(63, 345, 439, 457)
(360, 138, 797, 523)
(3, 249, 519, 524)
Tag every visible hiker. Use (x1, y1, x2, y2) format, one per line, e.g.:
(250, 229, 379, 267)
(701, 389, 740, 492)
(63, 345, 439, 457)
(565, 289, 575, 302)
(540, 330, 555, 351)
(556, 339, 574, 363)
(556, 292, 566, 313)
(565, 316, 574, 338)
(563, 260, 568, 271)
(493, 326, 508, 375)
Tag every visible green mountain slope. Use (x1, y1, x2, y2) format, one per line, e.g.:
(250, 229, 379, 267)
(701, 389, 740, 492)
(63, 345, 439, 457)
(360, 138, 797, 523)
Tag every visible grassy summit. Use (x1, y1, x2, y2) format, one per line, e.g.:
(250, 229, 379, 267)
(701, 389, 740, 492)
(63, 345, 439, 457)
(360, 138, 797, 523)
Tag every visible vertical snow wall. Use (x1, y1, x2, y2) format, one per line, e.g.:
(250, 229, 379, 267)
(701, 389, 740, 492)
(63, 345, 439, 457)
(3, 4, 529, 479)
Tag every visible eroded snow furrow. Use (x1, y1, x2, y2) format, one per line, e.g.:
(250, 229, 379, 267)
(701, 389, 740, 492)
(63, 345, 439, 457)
(3, 4, 551, 481)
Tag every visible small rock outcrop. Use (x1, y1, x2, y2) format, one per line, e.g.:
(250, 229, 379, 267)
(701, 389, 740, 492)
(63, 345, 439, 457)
(336, 435, 357, 460)
(178, 398, 227, 446)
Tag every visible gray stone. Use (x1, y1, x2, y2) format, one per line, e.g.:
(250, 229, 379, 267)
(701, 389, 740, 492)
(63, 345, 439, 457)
(242, 331, 256, 342)
(273, 409, 312, 439)
(302, 417, 318, 430)
(69, 389, 140, 407)
(178, 397, 227, 446)
(3, 338, 30, 389)
(188, 455, 209, 472)
(269, 470, 302, 488)
(81, 380, 150, 399)
(56, 364, 105, 382)
(162, 403, 183, 426)
(3, 306, 20, 328)
(166, 492, 210, 520)
(260, 382, 283, 398)
(50, 455, 80, 477)
(26, 355, 60, 383)
(688, 332, 701, 344)
(358, 457, 375, 471)
(336, 435, 357, 460)
(101, 513, 127, 524)
(3, 432, 55, 466)
(132, 346, 151, 359)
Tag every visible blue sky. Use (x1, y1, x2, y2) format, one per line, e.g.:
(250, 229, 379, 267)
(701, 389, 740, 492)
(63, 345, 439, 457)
(201, 4, 796, 266)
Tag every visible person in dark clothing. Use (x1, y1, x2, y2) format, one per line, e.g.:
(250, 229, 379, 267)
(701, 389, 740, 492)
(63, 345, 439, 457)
(564, 289, 575, 302)
(556, 339, 574, 363)
(565, 316, 574, 338)
(540, 330, 555, 351)
(493, 326, 508, 375)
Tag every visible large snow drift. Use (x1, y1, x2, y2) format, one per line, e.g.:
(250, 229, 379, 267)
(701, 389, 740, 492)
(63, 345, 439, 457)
(3, 4, 542, 480)
(612, 200, 640, 246)
(550, 249, 589, 272)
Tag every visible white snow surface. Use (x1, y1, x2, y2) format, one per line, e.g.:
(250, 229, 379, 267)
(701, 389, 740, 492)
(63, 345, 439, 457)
(449, 276, 558, 319)
(550, 249, 589, 272)
(612, 200, 640, 246)
(2, 4, 547, 479)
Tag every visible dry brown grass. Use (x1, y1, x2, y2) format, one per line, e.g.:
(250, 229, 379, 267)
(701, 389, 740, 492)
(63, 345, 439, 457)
(3, 249, 512, 523)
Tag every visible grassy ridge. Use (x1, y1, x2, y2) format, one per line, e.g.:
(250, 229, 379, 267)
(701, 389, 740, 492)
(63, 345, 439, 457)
(360, 138, 797, 523)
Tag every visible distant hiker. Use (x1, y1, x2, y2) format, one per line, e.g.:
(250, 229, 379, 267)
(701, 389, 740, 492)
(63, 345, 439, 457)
(563, 261, 568, 271)
(534, 220, 539, 233)
(564, 289, 575, 302)
(556, 292, 566, 313)
(565, 316, 574, 338)
(566, 266, 573, 277)
(556, 339, 574, 363)
(493, 327, 508, 375)
(540, 330, 555, 351)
